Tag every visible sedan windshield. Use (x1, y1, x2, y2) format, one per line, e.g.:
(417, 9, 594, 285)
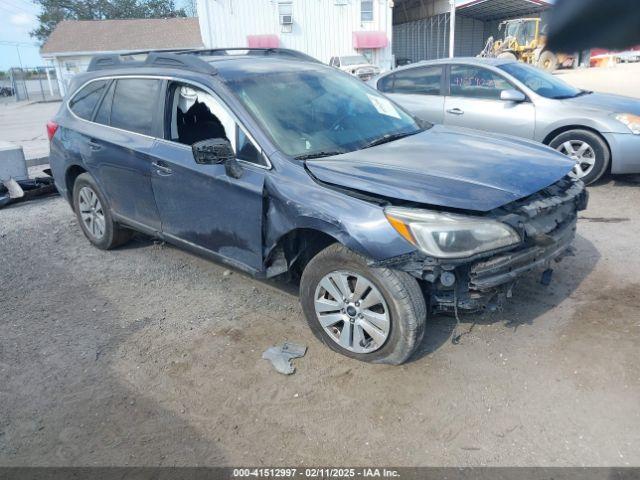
(224, 66, 424, 158)
(498, 62, 583, 99)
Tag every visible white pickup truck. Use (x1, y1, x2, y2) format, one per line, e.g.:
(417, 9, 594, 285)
(329, 55, 380, 81)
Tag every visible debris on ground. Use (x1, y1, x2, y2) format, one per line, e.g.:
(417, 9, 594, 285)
(0, 170, 57, 209)
(262, 342, 307, 375)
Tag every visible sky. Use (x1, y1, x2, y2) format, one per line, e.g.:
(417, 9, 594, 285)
(0, 0, 194, 71)
(0, 0, 43, 70)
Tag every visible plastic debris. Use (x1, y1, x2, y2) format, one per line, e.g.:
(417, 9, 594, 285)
(0, 171, 57, 209)
(3, 178, 24, 199)
(262, 342, 307, 375)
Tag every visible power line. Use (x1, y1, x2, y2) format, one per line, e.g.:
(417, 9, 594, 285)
(12, 0, 38, 8)
(0, 0, 34, 15)
(0, 40, 39, 47)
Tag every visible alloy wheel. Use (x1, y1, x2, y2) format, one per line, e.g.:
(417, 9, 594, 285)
(555, 140, 596, 179)
(313, 270, 390, 353)
(78, 186, 106, 240)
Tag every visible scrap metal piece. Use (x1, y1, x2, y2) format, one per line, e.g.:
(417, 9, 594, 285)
(3, 178, 24, 199)
(262, 342, 307, 375)
(0, 176, 57, 209)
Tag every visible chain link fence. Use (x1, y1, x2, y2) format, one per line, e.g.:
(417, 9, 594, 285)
(1, 66, 62, 102)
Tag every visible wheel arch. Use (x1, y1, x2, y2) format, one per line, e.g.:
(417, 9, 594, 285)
(542, 124, 611, 157)
(264, 225, 369, 279)
(64, 164, 87, 203)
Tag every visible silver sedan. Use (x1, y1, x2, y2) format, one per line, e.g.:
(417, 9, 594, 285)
(370, 58, 640, 184)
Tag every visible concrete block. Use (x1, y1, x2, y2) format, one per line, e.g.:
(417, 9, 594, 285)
(0, 141, 28, 181)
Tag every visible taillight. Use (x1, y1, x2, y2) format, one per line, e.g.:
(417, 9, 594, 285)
(46, 121, 59, 141)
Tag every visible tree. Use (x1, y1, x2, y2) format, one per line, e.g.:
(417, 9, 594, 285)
(30, 0, 187, 44)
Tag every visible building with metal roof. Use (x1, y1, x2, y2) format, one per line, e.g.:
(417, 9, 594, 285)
(393, 0, 553, 63)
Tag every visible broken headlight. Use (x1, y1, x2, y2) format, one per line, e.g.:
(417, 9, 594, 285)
(384, 207, 521, 259)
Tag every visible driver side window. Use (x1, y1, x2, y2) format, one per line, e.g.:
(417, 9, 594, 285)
(165, 81, 265, 166)
(449, 65, 513, 100)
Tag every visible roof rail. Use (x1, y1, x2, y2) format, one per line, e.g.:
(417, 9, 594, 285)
(184, 48, 321, 64)
(87, 51, 217, 74)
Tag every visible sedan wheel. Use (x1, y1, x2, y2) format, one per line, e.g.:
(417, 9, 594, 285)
(555, 140, 596, 179)
(548, 129, 610, 185)
(314, 270, 390, 353)
(78, 186, 106, 240)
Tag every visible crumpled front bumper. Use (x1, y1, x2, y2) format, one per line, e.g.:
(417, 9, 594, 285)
(376, 177, 588, 312)
(469, 216, 576, 291)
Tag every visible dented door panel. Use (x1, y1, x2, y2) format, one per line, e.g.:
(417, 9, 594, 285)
(150, 141, 265, 271)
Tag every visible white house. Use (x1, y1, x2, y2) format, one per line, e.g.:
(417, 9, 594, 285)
(40, 18, 204, 96)
(196, 0, 395, 70)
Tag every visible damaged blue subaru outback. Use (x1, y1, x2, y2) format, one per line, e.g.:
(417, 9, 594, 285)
(48, 50, 588, 365)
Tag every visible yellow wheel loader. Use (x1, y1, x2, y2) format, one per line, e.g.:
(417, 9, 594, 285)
(478, 18, 574, 72)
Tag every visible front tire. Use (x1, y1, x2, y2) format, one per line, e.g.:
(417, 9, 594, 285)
(300, 244, 426, 365)
(537, 50, 557, 72)
(497, 51, 517, 61)
(72, 173, 132, 250)
(549, 129, 610, 185)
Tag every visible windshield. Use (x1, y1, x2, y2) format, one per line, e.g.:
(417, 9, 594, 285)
(224, 66, 424, 158)
(505, 22, 520, 37)
(498, 62, 583, 99)
(341, 55, 369, 66)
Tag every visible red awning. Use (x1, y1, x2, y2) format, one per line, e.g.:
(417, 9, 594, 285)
(247, 34, 279, 48)
(353, 31, 388, 49)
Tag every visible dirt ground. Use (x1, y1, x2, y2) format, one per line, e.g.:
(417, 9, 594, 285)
(1, 65, 640, 467)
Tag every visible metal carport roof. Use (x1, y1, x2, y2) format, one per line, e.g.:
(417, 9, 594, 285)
(457, 0, 552, 21)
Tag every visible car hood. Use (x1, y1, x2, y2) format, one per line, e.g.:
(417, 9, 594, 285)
(305, 125, 574, 212)
(562, 92, 640, 115)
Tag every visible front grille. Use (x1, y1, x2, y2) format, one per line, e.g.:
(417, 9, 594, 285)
(493, 176, 587, 243)
(467, 176, 587, 291)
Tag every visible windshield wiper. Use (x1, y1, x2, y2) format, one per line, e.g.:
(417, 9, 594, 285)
(295, 150, 346, 160)
(553, 90, 593, 99)
(363, 130, 420, 149)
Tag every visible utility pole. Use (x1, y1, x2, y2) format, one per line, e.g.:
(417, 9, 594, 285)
(15, 45, 24, 69)
(449, 0, 456, 58)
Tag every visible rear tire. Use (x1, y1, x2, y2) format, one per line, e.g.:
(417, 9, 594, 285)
(537, 50, 557, 72)
(549, 129, 610, 185)
(72, 173, 133, 250)
(300, 244, 426, 365)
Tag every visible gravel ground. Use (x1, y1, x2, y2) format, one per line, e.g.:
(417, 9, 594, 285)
(1, 66, 640, 467)
(1, 176, 639, 467)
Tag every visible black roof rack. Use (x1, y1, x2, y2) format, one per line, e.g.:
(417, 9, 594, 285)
(184, 48, 321, 64)
(87, 51, 217, 74)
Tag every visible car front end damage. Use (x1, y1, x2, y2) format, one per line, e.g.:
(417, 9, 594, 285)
(375, 176, 588, 313)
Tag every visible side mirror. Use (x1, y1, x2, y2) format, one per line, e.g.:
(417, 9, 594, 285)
(192, 138, 235, 165)
(192, 138, 244, 179)
(500, 89, 526, 102)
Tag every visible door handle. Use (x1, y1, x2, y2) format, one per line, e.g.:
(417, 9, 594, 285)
(152, 162, 173, 176)
(446, 108, 464, 115)
(88, 140, 102, 151)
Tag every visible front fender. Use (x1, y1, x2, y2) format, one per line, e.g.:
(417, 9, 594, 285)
(535, 114, 628, 142)
(262, 163, 416, 264)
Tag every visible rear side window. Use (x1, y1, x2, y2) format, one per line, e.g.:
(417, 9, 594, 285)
(110, 78, 161, 136)
(69, 80, 108, 120)
(93, 81, 115, 126)
(386, 66, 442, 95)
(377, 74, 395, 93)
(449, 65, 513, 100)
